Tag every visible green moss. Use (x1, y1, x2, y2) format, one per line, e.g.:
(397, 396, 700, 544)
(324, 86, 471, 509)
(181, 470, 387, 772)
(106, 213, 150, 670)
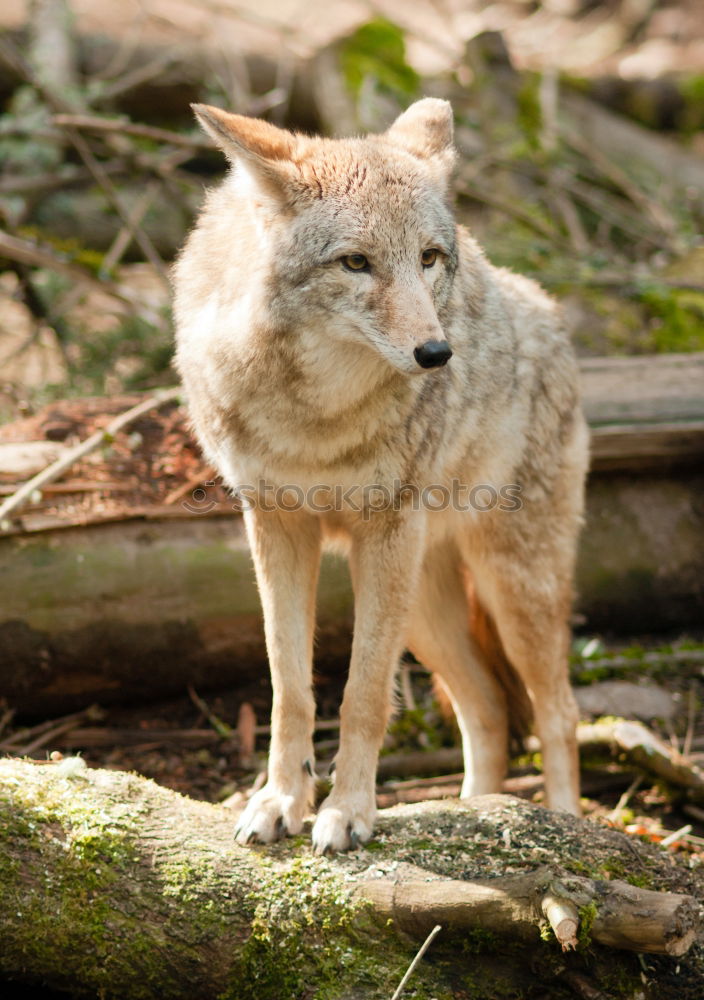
(17, 224, 107, 276)
(577, 900, 598, 949)
(385, 707, 443, 752)
(600, 857, 655, 889)
(674, 75, 704, 133)
(0, 778, 147, 996)
(340, 18, 419, 99)
(516, 72, 542, 150)
(636, 284, 704, 352)
(572, 639, 704, 685)
(512, 750, 543, 770)
(596, 957, 645, 998)
(462, 927, 501, 954)
(223, 855, 414, 1000)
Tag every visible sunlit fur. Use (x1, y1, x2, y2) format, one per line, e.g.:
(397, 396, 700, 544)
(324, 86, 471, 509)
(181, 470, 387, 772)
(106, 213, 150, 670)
(174, 99, 589, 853)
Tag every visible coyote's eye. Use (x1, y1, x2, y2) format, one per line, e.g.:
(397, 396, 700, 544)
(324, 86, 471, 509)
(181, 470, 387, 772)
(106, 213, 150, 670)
(341, 254, 369, 272)
(421, 248, 438, 269)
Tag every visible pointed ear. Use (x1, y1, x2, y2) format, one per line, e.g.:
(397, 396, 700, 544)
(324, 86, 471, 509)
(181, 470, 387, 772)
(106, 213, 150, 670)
(192, 103, 299, 201)
(385, 98, 455, 162)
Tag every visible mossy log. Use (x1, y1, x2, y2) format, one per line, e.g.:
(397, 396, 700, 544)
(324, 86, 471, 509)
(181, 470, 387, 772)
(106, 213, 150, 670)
(1, 760, 702, 1000)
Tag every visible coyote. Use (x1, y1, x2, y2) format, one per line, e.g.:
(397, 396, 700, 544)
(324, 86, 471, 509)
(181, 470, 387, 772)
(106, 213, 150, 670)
(174, 98, 588, 853)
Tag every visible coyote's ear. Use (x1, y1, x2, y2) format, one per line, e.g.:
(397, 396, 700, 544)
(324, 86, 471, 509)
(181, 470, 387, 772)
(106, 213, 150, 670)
(192, 103, 298, 201)
(385, 98, 455, 160)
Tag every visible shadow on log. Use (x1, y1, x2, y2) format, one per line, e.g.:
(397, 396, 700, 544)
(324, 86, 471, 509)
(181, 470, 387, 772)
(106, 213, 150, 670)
(1, 760, 703, 999)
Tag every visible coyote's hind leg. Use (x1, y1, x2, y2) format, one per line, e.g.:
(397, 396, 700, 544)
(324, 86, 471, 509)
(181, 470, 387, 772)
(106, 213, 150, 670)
(406, 542, 509, 798)
(472, 544, 581, 815)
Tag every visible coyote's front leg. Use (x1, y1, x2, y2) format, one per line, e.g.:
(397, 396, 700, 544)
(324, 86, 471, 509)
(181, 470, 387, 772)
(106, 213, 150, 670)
(235, 506, 322, 844)
(312, 509, 426, 854)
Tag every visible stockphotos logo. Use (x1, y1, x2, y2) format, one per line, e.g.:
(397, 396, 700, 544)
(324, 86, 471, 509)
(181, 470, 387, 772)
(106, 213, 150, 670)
(183, 479, 522, 518)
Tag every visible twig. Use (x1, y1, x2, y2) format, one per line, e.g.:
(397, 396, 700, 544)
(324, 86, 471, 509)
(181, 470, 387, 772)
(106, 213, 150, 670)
(0, 708, 15, 739)
(561, 969, 610, 1000)
(564, 130, 678, 240)
(164, 470, 213, 506)
(399, 664, 416, 712)
(0, 705, 102, 752)
(390, 924, 441, 1000)
(237, 703, 257, 767)
(541, 892, 579, 951)
(456, 181, 570, 248)
(533, 272, 704, 292)
(0, 36, 170, 289)
(683, 683, 697, 760)
(660, 824, 692, 849)
(576, 719, 704, 800)
(20, 720, 86, 757)
(550, 181, 590, 254)
(539, 68, 558, 154)
(574, 650, 704, 673)
(20, 728, 223, 749)
(59, 125, 171, 287)
(377, 747, 464, 780)
(607, 774, 643, 823)
(187, 685, 233, 739)
(93, 51, 178, 103)
(0, 164, 121, 196)
(0, 481, 132, 497)
(567, 179, 660, 245)
(51, 113, 213, 152)
(102, 181, 161, 273)
(0, 228, 154, 314)
(0, 388, 181, 527)
(683, 803, 704, 824)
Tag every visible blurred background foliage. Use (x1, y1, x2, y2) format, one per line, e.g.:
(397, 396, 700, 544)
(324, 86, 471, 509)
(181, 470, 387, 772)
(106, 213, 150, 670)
(0, 0, 702, 421)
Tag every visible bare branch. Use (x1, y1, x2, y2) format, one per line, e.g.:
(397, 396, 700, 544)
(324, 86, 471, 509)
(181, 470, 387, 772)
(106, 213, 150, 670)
(51, 113, 213, 151)
(0, 388, 182, 528)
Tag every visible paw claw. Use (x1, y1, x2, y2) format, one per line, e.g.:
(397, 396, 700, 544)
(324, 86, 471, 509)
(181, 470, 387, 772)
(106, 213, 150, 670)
(311, 795, 375, 854)
(235, 777, 311, 846)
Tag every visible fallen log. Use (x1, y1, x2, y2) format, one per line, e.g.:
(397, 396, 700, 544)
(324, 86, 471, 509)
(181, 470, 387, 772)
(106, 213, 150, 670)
(575, 718, 704, 801)
(358, 866, 697, 955)
(0, 351, 702, 717)
(0, 761, 701, 999)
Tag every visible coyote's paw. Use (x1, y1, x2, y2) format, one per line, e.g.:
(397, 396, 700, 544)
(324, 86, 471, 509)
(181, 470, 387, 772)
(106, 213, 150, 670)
(235, 772, 313, 846)
(312, 792, 376, 855)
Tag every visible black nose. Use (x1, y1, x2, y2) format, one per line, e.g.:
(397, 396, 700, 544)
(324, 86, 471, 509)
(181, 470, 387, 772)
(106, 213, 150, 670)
(414, 340, 453, 369)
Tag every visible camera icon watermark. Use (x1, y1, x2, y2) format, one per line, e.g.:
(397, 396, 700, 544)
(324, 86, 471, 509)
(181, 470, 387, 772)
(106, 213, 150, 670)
(181, 481, 220, 514)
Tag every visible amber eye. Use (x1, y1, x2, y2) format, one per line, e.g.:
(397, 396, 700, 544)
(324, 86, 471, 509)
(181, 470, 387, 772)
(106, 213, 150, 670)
(421, 248, 438, 269)
(341, 254, 369, 272)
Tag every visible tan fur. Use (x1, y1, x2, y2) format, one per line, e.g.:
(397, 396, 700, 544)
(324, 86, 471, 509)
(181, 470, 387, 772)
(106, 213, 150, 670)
(173, 99, 589, 852)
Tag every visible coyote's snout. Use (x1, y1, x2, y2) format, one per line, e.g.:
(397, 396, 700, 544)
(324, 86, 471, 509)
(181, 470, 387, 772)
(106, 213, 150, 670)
(414, 339, 452, 368)
(174, 98, 589, 854)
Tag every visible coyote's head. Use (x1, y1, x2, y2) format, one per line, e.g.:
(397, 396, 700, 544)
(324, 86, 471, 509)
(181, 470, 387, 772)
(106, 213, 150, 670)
(192, 99, 458, 375)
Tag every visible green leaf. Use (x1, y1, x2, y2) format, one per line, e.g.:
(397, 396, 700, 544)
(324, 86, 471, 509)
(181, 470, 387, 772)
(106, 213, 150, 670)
(340, 18, 419, 99)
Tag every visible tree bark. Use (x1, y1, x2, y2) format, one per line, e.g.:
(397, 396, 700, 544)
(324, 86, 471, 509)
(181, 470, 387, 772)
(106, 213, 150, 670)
(0, 761, 701, 999)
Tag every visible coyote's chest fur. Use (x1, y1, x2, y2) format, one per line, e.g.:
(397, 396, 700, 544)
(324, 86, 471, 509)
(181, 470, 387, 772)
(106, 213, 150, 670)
(190, 298, 527, 522)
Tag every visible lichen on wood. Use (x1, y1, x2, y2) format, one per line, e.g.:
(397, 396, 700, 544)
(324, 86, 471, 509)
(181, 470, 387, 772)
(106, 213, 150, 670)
(1, 761, 702, 999)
